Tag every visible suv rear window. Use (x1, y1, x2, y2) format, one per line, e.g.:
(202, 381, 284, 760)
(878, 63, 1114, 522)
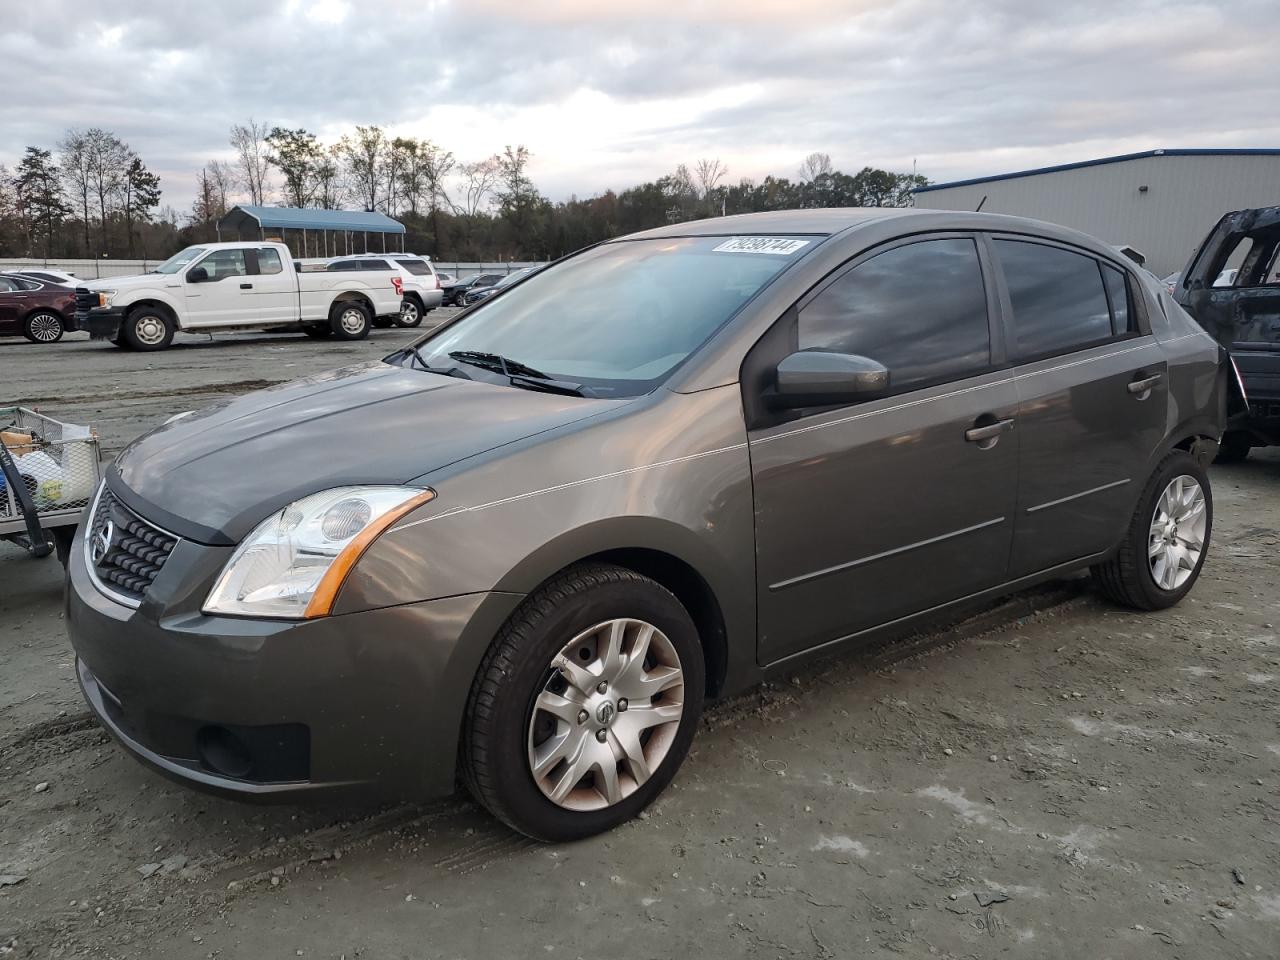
(394, 259, 434, 276)
(995, 240, 1114, 358)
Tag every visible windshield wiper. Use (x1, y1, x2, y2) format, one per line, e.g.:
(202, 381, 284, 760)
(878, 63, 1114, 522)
(401, 345, 472, 379)
(448, 350, 586, 396)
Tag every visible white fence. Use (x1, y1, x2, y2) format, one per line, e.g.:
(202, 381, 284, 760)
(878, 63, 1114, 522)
(1, 257, 546, 281)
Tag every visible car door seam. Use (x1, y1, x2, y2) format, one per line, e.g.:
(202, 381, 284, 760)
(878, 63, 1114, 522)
(768, 517, 1008, 592)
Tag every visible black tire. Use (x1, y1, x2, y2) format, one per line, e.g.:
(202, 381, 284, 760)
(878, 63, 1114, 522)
(1214, 432, 1251, 464)
(395, 296, 424, 328)
(462, 563, 705, 841)
(1091, 450, 1212, 610)
(329, 300, 371, 340)
(121, 306, 175, 351)
(302, 324, 332, 339)
(22, 310, 64, 343)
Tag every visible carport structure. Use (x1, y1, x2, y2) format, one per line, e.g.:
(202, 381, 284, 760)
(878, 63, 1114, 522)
(216, 205, 406, 259)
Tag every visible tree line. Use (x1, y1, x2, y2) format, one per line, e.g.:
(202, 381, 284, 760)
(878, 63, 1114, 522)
(1, 116, 929, 264)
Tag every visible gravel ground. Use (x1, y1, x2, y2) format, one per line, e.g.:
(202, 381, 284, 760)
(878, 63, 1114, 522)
(2, 323, 1278, 959)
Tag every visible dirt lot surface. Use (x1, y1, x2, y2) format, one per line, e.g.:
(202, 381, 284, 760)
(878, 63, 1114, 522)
(2, 325, 1278, 959)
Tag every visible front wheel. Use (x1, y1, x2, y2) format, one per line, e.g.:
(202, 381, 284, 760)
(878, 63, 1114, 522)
(329, 301, 371, 340)
(463, 563, 704, 841)
(1091, 450, 1212, 610)
(121, 307, 175, 351)
(23, 311, 65, 343)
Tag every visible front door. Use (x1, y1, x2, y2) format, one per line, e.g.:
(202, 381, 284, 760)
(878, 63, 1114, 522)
(988, 237, 1168, 576)
(183, 249, 252, 327)
(750, 236, 1019, 664)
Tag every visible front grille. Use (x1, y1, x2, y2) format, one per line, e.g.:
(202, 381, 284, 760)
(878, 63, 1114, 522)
(74, 287, 97, 315)
(87, 487, 178, 603)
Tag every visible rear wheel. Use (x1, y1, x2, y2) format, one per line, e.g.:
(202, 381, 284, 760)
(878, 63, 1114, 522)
(23, 311, 64, 343)
(121, 307, 174, 351)
(463, 563, 704, 841)
(396, 297, 424, 327)
(1092, 450, 1211, 610)
(329, 301, 371, 340)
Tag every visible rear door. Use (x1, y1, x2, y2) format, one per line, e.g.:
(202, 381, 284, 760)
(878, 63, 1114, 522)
(0, 276, 22, 333)
(240, 247, 297, 323)
(749, 235, 1019, 664)
(990, 236, 1167, 577)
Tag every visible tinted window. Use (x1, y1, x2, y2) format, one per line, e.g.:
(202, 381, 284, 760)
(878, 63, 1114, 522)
(995, 240, 1112, 357)
(198, 250, 248, 280)
(0, 277, 18, 292)
(327, 260, 361, 272)
(1102, 265, 1132, 335)
(362, 259, 393, 271)
(797, 238, 991, 392)
(394, 258, 433, 276)
(257, 248, 283, 275)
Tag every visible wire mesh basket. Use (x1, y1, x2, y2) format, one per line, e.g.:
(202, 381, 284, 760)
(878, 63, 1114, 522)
(0, 406, 102, 535)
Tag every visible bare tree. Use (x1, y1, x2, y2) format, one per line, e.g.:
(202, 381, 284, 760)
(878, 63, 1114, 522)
(230, 119, 272, 205)
(58, 129, 94, 255)
(207, 160, 236, 214)
(314, 144, 348, 209)
(338, 125, 388, 212)
(693, 158, 727, 199)
(454, 156, 500, 218)
(86, 129, 129, 253)
(797, 151, 833, 182)
(420, 141, 455, 254)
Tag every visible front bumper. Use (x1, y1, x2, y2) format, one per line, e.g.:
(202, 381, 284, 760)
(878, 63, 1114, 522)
(71, 305, 125, 339)
(67, 523, 523, 801)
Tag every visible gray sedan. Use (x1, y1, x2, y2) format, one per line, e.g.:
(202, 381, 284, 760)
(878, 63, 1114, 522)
(67, 208, 1230, 840)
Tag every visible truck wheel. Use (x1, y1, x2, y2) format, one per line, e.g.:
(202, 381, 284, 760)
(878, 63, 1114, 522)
(329, 301, 371, 340)
(122, 307, 175, 351)
(23, 311, 65, 343)
(1091, 450, 1212, 610)
(396, 297, 424, 328)
(462, 563, 704, 841)
(303, 324, 332, 339)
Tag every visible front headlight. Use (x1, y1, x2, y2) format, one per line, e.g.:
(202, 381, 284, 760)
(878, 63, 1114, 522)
(96, 289, 118, 308)
(203, 486, 435, 619)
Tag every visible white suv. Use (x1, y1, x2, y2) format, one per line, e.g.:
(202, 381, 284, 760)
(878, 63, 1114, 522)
(327, 254, 444, 327)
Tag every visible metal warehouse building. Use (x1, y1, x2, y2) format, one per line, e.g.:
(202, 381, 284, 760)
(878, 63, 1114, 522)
(914, 148, 1280, 277)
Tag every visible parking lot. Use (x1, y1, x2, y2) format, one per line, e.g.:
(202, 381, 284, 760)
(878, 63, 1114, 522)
(3, 323, 1279, 959)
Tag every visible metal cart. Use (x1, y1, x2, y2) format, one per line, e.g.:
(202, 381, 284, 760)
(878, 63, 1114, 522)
(0, 406, 102, 561)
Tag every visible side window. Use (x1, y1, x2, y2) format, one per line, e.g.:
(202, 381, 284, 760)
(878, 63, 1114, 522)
(995, 240, 1112, 358)
(1101, 264, 1134, 335)
(797, 238, 991, 393)
(198, 250, 248, 281)
(0, 277, 17, 292)
(328, 260, 360, 272)
(361, 259, 393, 271)
(257, 248, 283, 275)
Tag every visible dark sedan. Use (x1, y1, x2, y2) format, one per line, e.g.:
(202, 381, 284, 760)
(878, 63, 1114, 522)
(462, 267, 535, 305)
(0, 275, 73, 343)
(441, 272, 504, 307)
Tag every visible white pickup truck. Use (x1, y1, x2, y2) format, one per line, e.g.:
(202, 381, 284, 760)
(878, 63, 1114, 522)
(72, 241, 403, 350)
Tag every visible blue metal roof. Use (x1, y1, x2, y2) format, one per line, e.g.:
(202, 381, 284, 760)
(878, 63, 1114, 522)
(914, 148, 1280, 193)
(219, 205, 405, 233)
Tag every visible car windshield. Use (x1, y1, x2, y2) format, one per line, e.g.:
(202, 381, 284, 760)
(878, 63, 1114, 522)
(154, 247, 208, 274)
(407, 235, 811, 398)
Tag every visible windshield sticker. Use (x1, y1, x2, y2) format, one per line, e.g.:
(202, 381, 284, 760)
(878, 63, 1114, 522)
(713, 237, 810, 256)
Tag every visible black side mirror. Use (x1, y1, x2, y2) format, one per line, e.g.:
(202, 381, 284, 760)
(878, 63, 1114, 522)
(187, 266, 209, 283)
(771, 351, 889, 408)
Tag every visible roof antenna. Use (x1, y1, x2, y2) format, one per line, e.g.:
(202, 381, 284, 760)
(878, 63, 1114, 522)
(975, 195, 987, 212)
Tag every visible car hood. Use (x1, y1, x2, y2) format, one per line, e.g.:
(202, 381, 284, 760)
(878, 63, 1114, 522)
(110, 362, 622, 545)
(84, 272, 177, 291)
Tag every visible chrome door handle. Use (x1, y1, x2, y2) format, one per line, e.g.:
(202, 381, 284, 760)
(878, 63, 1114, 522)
(965, 418, 1015, 442)
(1127, 373, 1163, 395)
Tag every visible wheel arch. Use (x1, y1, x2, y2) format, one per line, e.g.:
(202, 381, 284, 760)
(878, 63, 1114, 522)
(126, 298, 181, 329)
(331, 290, 374, 313)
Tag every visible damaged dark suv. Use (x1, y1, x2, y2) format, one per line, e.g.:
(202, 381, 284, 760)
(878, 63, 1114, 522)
(1174, 205, 1280, 460)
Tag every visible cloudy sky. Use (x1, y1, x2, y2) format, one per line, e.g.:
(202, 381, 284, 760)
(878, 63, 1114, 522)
(2, 0, 1278, 212)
